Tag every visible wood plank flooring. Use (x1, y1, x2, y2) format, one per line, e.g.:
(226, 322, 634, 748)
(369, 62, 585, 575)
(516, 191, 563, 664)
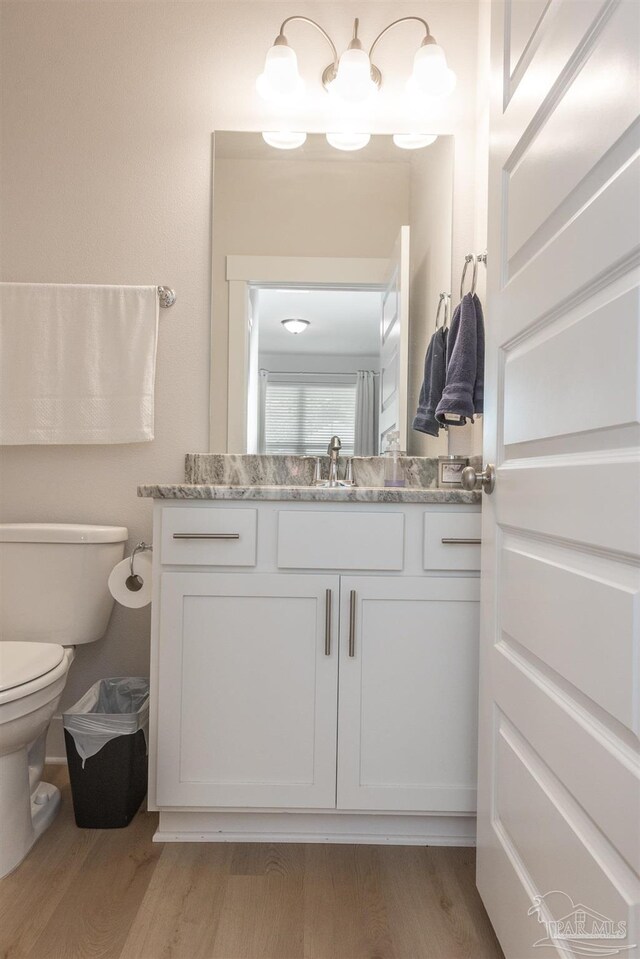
(0, 767, 504, 959)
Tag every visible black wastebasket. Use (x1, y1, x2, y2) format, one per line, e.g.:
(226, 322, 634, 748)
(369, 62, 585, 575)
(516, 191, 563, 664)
(63, 677, 149, 828)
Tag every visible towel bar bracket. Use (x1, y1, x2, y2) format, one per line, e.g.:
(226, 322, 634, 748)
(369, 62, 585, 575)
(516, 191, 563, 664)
(157, 286, 176, 308)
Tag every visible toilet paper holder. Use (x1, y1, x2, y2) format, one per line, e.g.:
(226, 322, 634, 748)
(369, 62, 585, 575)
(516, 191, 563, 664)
(125, 542, 153, 592)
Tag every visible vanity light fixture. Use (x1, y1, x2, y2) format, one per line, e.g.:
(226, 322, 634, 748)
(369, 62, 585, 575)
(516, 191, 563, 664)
(281, 318, 311, 334)
(256, 15, 456, 107)
(256, 41, 305, 104)
(392, 133, 438, 150)
(325, 132, 371, 152)
(262, 131, 307, 150)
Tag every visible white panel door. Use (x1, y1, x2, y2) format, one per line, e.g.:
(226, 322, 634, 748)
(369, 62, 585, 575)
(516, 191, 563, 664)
(337, 576, 480, 812)
(156, 572, 339, 808)
(379, 226, 410, 451)
(477, 2, 640, 957)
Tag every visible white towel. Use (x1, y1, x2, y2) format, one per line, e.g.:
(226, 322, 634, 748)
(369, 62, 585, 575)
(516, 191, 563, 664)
(0, 283, 159, 444)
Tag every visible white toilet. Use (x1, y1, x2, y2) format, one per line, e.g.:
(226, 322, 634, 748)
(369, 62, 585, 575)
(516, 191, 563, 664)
(0, 523, 128, 877)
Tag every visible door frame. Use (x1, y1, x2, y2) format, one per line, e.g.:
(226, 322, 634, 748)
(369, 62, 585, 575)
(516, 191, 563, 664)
(220, 255, 388, 453)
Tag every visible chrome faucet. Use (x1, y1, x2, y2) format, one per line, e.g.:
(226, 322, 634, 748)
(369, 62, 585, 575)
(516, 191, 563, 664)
(327, 435, 342, 487)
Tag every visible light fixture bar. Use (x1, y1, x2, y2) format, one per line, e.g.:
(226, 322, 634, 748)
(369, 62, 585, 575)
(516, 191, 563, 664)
(257, 14, 456, 105)
(368, 16, 431, 62)
(276, 16, 339, 67)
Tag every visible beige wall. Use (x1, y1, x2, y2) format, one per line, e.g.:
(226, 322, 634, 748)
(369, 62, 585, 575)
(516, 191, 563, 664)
(212, 153, 410, 450)
(0, 0, 485, 754)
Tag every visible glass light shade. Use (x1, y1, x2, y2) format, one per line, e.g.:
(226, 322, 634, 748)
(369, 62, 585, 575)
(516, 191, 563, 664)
(281, 318, 310, 334)
(262, 131, 307, 150)
(256, 44, 305, 103)
(326, 132, 371, 152)
(393, 133, 438, 150)
(328, 47, 378, 103)
(407, 42, 457, 98)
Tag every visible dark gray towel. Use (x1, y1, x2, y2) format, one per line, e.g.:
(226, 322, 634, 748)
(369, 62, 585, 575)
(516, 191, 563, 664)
(412, 327, 448, 437)
(473, 294, 485, 414)
(435, 293, 485, 425)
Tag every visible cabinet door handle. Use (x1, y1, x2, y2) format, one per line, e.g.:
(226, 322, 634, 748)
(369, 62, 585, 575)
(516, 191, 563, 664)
(349, 590, 357, 657)
(325, 589, 332, 656)
(172, 532, 240, 540)
(441, 538, 481, 545)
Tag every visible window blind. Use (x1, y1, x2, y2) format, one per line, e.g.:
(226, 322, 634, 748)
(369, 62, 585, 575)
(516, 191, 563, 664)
(264, 379, 356, 456)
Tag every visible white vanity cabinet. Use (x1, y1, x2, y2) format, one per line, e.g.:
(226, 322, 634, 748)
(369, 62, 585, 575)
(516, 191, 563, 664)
(148, 498, 481, 844)
(337, 576, 479, 813)
(156, 572, 339, 809)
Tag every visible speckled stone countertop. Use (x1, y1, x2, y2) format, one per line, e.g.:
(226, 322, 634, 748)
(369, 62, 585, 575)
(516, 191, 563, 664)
(138, 454, 481, 504)
(137, 483, 480, 504)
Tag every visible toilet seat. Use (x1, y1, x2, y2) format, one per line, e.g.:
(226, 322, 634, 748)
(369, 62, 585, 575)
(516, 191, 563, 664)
(0, 642, 65, 695)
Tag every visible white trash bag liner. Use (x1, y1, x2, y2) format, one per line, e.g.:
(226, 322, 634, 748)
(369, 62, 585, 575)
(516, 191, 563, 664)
(63, 677, 149, 767)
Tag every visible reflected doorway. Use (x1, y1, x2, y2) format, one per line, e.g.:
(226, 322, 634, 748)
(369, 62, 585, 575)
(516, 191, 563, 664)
(247, 285, 383, 456)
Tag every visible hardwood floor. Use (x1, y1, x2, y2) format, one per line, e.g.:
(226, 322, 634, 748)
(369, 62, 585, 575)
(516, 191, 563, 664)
(0, 766, 504, 959)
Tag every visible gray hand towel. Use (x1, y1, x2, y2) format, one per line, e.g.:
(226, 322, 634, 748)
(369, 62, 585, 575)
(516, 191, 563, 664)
(473, 294, 485, 414)
(435, 293, 484, 426)
(412, 326, 448, 437)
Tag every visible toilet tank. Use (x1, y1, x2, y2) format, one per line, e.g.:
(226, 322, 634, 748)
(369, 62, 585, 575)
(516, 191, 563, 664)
(0, 524, 128, 645)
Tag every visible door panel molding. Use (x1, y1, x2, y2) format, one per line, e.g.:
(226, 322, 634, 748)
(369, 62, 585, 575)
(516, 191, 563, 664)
(500, 541, 640, 732)
(493, 712, 639, 920)
(478, 1, 640, 953)
(503, 0, 556, 108)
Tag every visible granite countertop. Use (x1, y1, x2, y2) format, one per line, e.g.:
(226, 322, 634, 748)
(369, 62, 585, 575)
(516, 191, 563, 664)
(138, 454, 482, 504)
(137, 483, 481, 504)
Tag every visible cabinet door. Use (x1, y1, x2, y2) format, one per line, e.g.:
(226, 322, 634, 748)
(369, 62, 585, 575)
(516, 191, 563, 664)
(157, 572, 339, 808)
(337, 576, 479, 812)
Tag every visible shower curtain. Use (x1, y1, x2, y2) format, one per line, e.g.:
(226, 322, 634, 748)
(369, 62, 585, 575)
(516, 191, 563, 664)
(354, 370, 378, 456)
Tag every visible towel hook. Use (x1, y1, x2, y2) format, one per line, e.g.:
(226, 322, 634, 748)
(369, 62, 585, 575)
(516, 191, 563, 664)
(434, 292, 451, 331)
(460, 254, 478, 300)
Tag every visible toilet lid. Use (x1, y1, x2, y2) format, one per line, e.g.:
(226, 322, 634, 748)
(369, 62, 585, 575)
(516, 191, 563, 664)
(0, 642, 65, 692)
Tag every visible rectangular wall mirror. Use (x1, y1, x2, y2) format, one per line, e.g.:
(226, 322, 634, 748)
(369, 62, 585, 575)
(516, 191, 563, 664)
(211, 132, 454, 456)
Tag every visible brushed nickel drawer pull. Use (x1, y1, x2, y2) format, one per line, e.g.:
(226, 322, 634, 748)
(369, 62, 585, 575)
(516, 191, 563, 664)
(325, 589, 332, 656)
(349, 590, 357, 658)
(441, 538, 481, 545)
(172, 532, 240, 540)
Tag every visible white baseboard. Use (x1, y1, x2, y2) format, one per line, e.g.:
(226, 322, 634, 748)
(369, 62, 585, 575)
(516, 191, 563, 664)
(155, 810, 476, 846)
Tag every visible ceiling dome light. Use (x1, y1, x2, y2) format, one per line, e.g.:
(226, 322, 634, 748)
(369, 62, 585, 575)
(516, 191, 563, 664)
(393, 133, 438, 150)
(281, 318, 310, 334)
(406, 37, 456, 98)
(262, 131, 307, 150)
(256, 40, 305, 104)
(326, 132, 371, 152)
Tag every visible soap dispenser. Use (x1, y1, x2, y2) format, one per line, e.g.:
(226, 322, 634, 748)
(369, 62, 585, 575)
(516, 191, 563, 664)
(383, 431, 406, 488)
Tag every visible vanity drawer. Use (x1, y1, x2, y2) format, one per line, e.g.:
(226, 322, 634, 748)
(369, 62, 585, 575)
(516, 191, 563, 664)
(423, 512, 481, 570)
(277, 510, 404, 570)
(161, 507, 257, 566)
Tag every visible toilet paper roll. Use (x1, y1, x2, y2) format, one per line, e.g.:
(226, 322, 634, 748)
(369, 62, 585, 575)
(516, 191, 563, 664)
(108, 552, 152, 608)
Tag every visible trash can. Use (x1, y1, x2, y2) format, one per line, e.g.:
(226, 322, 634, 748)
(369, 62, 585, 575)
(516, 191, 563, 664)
(63, 677, 149, 828)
